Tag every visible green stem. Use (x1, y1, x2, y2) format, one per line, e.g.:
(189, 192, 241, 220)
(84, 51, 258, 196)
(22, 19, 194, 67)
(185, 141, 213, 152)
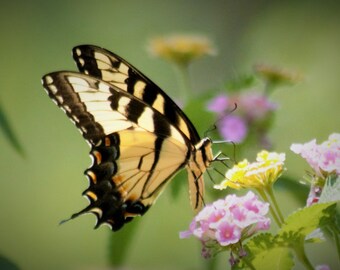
(330, 224, 340, 264)
(263, 79, 279, 96)
(292, 241, 314, 270)
(204, 256, 217, 270)
(256, 188, 282, 227)
(108, 219, 141, 266)
(174, 63, 191, 105)
(264, 81, 273, 95)
(265, 185, 285, 224)
(241, 257, 256, 270)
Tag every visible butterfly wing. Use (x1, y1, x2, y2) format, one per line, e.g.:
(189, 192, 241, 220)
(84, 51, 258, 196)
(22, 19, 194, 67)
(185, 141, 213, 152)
(42, 71, 193, 230)
(72, 45, 201, 144)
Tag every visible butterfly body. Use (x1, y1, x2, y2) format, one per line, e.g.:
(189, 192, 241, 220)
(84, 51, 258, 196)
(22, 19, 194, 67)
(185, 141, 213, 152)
(42, 45, 213, 231)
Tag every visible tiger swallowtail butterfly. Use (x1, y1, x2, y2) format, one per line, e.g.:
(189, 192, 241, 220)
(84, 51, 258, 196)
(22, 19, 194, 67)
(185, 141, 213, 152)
(42, 45, 215, 231)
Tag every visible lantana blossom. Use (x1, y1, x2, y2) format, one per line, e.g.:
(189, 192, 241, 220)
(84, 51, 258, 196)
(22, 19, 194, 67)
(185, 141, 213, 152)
(290, 133, 340, 178)
(254, 63, 303, 89)
(180, 191, 270, 259)
(291, 133, 340, 205)
(148, 34, 216, 66)
(206, 91, 277, 144)
(215, 151, 285, 190)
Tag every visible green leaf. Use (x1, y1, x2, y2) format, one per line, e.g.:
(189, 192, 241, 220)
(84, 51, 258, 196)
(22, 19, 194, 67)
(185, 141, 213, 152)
(0, 254, 20, 270)
(319, 175, 340, 203)
(184, 95, 216, 136)
(169, 170, 186, 200)
(233, 234, 294, 270)
(0, 102, 25, 156)
(278, 202, 337, 239)
(233, 203, 337, 270)
(224, 74, 256, 92)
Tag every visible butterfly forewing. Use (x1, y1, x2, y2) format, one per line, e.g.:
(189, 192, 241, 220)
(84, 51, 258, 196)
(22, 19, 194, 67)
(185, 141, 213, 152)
(73, 45, 201, 144)
(42, 45, 213, 231)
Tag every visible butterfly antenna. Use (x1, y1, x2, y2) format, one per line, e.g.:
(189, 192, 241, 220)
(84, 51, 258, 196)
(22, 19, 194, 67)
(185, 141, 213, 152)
(205, 103, 239, 139)
(204, 123, 217, 138)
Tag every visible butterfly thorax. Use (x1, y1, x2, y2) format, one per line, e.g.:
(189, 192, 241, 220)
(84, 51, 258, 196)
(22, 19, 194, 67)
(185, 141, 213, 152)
(192, 137, 213, 169)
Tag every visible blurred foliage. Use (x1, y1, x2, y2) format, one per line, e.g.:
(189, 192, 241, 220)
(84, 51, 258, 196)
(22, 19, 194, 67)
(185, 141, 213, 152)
(223, 74, 256, 93)
(0, 255, 20, 270)
(0, 102, 24, 156)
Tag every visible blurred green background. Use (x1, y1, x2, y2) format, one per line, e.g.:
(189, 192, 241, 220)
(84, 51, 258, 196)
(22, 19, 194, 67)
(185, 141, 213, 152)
(0, 0, 339, 269)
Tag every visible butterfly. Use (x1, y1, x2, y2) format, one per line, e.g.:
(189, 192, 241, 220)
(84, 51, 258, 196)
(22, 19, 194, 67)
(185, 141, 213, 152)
(42, 45, 216, 231)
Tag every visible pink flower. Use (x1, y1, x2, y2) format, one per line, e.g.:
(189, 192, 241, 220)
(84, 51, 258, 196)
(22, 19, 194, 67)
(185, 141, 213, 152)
(219, 115, 248, 143)
(238, 92, 277, 121)
(206, 94, 229, 114)
(291, 133, 340, 206)
(291, 133, 340, 177)
(206, 91, 277, 144)
(180, 191, 270, 259)
(214, 220, 241, 246)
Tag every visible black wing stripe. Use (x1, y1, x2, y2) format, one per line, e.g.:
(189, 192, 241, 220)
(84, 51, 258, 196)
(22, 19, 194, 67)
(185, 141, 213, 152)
(139, 136, 163, 196)
(42, 73, 105, 143)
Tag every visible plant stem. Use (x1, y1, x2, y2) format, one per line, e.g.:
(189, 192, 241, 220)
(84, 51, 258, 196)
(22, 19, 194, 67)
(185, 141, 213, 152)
(256, 188, 282, 227)
(330, 224, 340, 264)
(292, 241, 314, 270)
(204, 256, 217, 270)
(265, 185, 285, 224)
(241, 258, 256, 270)
(264, 80, 275, 95)
(174, 63, 191, 105)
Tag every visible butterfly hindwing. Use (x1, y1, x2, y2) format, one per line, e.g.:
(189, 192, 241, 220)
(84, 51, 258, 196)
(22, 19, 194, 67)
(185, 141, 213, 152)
(80, 129, 190, 230)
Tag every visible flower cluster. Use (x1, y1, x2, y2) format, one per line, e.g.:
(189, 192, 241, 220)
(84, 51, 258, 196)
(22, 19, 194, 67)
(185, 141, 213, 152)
(215, 151, 285, 190)
(206, 91, 277, 144)
(148, 34, 216, 67)
(291, 133, 340, 206)
(180, 191, 270, 259)
(290, 133, 340, 178)
(254, 63, 302, 90)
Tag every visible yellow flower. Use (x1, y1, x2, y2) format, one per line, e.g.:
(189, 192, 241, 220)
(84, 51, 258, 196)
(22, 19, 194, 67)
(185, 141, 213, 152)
(254, 64, 303, 87)
(214, 151, 285, 190)
(148, 34, 216, 66)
